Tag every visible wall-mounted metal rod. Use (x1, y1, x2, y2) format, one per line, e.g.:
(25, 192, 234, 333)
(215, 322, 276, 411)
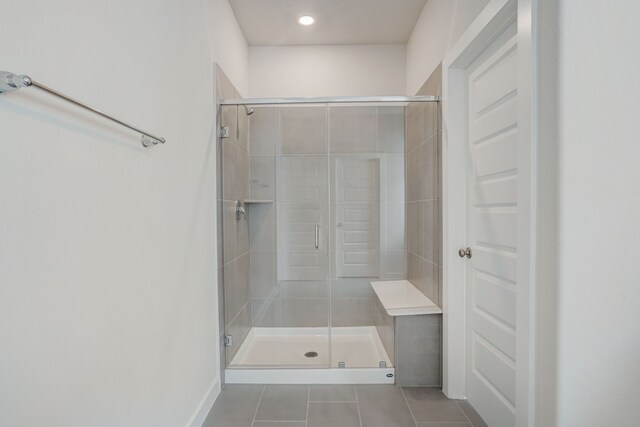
(315, 224, 320, 249)
(221, 95, 439, 106)
(0, 71, 165, 147)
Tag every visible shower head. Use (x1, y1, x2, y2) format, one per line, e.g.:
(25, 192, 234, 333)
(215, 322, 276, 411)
(243, 105, 254, 116)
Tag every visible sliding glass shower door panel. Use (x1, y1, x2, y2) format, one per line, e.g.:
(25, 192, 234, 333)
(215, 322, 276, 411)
(225, 102, 412, 370)
(273, 105, 331, 368)
(327, 105, 406, 368)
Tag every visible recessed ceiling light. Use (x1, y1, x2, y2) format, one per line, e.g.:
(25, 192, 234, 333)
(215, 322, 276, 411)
(297, 15, 316, 26)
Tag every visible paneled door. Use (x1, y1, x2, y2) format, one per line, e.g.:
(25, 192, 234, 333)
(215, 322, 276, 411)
(464, 31, 519, 426)
(332, 156, 380, 278)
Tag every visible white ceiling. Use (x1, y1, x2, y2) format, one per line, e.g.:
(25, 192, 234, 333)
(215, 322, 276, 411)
(228, 0, 428, 46)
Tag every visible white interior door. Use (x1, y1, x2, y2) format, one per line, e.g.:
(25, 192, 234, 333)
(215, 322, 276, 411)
(465, 31, 519, 427)
(333, 156, 380, 277)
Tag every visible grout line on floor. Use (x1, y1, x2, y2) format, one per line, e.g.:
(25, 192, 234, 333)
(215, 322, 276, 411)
(413, 423, 472, 425)
(400, 387, 420, 427)
(305, 385, 310, 427)
(309, 400, 358, 403)
(250, 385, 266, 427)
(354, 385, 363, 427)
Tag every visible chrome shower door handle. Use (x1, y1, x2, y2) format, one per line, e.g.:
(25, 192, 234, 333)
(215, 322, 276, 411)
(315, 224, 319, 249)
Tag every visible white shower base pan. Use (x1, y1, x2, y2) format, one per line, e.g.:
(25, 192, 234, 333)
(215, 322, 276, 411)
(226, 326, 394, 384)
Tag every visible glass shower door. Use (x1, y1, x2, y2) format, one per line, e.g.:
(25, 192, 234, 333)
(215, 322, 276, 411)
(227, 101, 408, 371)
(274, 105, 331, 368)
(327, 104, 406, 370)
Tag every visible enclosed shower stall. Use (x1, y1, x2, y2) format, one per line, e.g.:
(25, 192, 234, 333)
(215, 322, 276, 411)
(217, 96, 439, 384)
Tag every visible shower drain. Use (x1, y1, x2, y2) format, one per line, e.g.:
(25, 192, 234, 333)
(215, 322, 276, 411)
(304, 351, 318, 358)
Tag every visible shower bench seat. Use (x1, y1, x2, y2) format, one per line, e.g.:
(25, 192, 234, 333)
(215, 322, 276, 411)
(371, 280, 442, 387)
(371, 280, 442, 316)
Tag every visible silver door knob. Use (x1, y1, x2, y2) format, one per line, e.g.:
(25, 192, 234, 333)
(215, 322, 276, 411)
(458, 247, 472, 258)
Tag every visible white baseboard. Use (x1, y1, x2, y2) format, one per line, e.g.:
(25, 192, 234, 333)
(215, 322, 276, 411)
(185, 378, 221, 427)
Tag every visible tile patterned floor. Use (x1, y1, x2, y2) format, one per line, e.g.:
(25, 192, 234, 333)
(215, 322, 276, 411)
(203, 384, 488, 427)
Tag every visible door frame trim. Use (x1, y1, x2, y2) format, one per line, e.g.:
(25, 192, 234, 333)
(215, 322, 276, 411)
(441, 0, 538, 425)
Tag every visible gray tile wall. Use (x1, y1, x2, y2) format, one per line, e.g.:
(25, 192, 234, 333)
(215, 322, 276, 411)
(374, 298, 395, 366)
(375, 298, 441, 386)
(248, 105, 407, 329)
(395, 314, 442, 387)
(216, 66, 252, 372)
(406, 64, 443, 306)
(248, 107, 280, 327)
(330, 105, 406, 327)
(251, 106, 330, 328)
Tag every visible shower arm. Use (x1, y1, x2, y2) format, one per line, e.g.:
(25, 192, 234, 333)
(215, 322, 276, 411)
(0, 71, 166, 147)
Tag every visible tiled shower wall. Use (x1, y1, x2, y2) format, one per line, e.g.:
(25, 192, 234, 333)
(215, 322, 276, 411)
(216, 66, 251, 371)
(246, 106, 279, 328)
(248, 105, 406, 328)
(406, 65, 443, 306)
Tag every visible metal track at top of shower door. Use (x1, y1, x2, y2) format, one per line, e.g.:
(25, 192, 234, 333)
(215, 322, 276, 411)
(220, 95, 439, 105)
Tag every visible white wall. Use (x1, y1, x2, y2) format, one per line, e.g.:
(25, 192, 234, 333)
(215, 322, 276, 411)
(406, 0, 490, 94)
(248, 44, 406, 97)
(0, 1, 247, 426)
(205, 0, 249, 95)
(547, 1, 640, 425)
(249, 0, 491, 98)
